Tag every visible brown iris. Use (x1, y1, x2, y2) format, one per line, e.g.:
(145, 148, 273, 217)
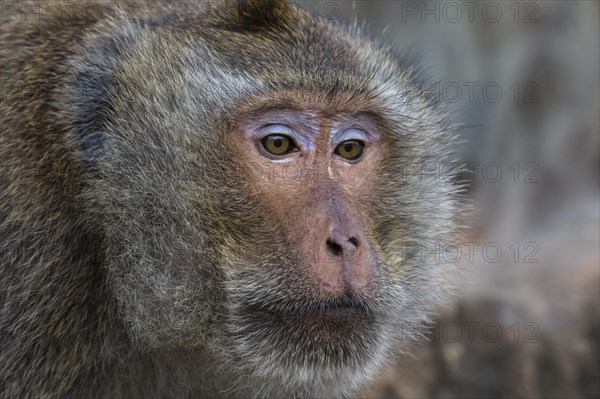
(335, 140, 364, 160)
(261, 135, 294, 156)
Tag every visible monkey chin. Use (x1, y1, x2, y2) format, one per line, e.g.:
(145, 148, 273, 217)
(223, 297, 394, 397)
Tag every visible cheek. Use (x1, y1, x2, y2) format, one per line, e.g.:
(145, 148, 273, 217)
(243, 158, 274, 183)
(236, 158, 309, 221)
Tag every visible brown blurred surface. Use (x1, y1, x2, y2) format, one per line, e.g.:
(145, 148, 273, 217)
(365, 221, 599, 399)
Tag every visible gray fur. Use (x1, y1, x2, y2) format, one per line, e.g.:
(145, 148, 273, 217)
(0, 1, 459, 397)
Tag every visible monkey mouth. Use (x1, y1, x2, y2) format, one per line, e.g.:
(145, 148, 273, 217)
(240, 296, 381, 322)
(231, 296, 389, 372)
(228, 290, 393, 376)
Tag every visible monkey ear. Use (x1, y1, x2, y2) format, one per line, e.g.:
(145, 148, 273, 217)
(65, 15, 141, 171)
(219, 0, 293, 30)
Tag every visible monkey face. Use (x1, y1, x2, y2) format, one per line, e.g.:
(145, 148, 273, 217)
(174, 88, 453, 396)
(217, 97, 395, 393)
(234, 106, 384, 298)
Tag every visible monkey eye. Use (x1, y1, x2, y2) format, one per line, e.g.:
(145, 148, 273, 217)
(335, 140, 364, 161)
(261, 135, 296, 156)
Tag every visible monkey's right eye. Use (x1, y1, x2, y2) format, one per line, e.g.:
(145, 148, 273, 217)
(261, 135, 295, 156)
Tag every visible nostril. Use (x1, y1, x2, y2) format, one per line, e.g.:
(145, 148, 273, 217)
(348, 237, 359, 248)
(326, 239, 343, 256)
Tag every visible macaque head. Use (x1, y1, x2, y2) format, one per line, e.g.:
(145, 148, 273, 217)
(79, 0, 458, 396)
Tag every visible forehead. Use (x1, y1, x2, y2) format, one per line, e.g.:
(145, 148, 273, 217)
(233, 89, 389, 124)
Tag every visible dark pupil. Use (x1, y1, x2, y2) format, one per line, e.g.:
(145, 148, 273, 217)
(344, 143, 354, 153)
(273, 138, 283, 148)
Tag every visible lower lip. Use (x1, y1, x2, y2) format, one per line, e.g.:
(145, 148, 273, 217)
(242, 301, 377, 324)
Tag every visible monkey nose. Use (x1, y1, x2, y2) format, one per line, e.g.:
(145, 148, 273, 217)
(326, 229, 359, 257)
(318, 229, 371, 295)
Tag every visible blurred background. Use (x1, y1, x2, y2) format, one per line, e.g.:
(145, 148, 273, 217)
(296, 1, 600, 398)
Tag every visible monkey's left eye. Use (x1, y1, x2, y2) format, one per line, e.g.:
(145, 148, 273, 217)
(335, 140, 364, 161)
(261, 135, 295, 156)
